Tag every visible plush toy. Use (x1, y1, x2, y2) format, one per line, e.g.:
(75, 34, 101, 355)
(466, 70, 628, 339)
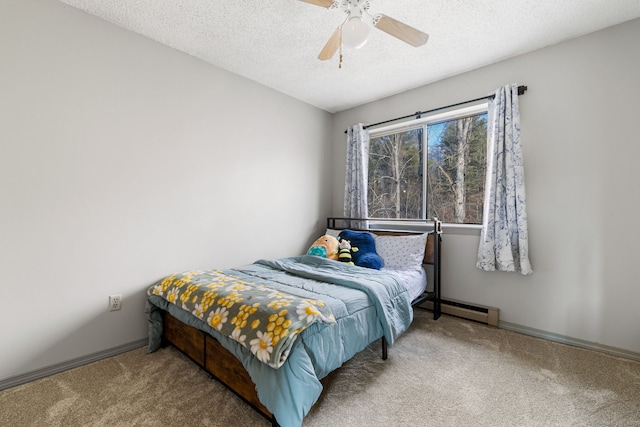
(307, 235, 340, 261)
(337, 239, 358, 265)
(337, 230, 383, 270)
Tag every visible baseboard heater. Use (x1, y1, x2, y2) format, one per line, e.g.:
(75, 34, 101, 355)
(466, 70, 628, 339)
(422, 298, 499, 327)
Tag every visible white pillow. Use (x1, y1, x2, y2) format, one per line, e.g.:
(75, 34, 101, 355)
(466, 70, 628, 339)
(374, 233, 428, 271)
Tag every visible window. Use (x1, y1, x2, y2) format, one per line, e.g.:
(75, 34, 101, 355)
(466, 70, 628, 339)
(367, 104, 488, 224)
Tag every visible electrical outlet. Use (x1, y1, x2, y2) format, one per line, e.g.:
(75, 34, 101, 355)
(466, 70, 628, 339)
(109, 294, 122, 311)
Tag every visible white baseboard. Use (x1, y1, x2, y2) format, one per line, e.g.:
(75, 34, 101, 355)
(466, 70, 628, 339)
(421, 299, 640, 362)
(499, 321, 640, 362)
(5, 320, 638, 393)
(0, 339, 148, 391)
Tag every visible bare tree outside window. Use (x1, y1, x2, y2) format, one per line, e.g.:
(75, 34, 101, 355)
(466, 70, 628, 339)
(368, 128, 423, 219)
(368, 112, 487, 224)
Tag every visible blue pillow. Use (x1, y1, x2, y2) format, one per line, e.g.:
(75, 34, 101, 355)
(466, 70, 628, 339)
(337, 230, 383, 270)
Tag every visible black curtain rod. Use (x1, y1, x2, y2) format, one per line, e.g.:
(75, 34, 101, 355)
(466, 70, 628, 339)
(344, 85, 528, 134)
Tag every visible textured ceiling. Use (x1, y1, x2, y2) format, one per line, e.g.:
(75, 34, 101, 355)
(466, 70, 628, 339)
(57, 0, 640, 113)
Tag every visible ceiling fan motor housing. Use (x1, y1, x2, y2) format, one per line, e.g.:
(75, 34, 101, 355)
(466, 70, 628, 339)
(337, 0, 371, 15)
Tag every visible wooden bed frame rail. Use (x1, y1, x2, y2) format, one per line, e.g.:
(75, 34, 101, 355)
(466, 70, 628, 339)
(161, 310, 277, 424)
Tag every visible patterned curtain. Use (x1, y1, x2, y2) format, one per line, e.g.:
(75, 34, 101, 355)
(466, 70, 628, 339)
(477, 84, 533, 275)
(344, 124, 369, 228)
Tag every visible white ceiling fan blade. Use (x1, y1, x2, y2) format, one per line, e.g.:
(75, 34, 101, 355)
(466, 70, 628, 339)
(298, 0, 335, 8)
(375, 14, 429, 47)
(318, 26, 341, 60)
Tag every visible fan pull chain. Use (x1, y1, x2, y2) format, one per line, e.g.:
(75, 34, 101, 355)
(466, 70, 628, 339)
(339, 27, 343, 69)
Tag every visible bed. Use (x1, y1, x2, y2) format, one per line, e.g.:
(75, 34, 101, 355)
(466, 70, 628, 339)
(145, 218, 442, 427)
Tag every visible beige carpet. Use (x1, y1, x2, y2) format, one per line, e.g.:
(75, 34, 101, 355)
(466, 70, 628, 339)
(2, 310, 639, 426)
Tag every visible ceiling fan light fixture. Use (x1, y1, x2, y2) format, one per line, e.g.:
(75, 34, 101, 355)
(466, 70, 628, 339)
(342, 16, 370, 49)
(304, 0, 428, 63)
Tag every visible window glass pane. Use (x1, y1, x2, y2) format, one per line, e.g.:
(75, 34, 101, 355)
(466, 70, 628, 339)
(368, 128, 423, 219)
(366, 109, 488, 224)
(427, 113, 487, 224)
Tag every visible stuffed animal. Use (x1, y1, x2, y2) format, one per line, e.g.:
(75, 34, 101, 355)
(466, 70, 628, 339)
(337, 230, 383, 270)
(307, 235, 340, 261)
(337, 239, 358, 265)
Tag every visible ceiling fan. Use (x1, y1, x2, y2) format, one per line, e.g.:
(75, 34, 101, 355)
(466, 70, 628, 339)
(298, 0, 429, 62)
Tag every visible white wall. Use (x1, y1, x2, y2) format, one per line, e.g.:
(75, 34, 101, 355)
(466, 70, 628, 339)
(0, 0, 333, 381)
(332, 19, 640, 355)
(2, 0, 638, 384)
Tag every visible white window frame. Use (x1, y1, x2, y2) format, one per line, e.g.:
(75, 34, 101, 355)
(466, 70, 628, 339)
(367, 101, 489, 231)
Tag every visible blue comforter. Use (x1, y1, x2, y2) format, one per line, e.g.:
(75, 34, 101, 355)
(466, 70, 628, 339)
(146, 255, 413, 427)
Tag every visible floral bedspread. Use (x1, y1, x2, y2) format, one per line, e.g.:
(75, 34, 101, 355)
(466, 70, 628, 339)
(148, 269, 336, 368)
